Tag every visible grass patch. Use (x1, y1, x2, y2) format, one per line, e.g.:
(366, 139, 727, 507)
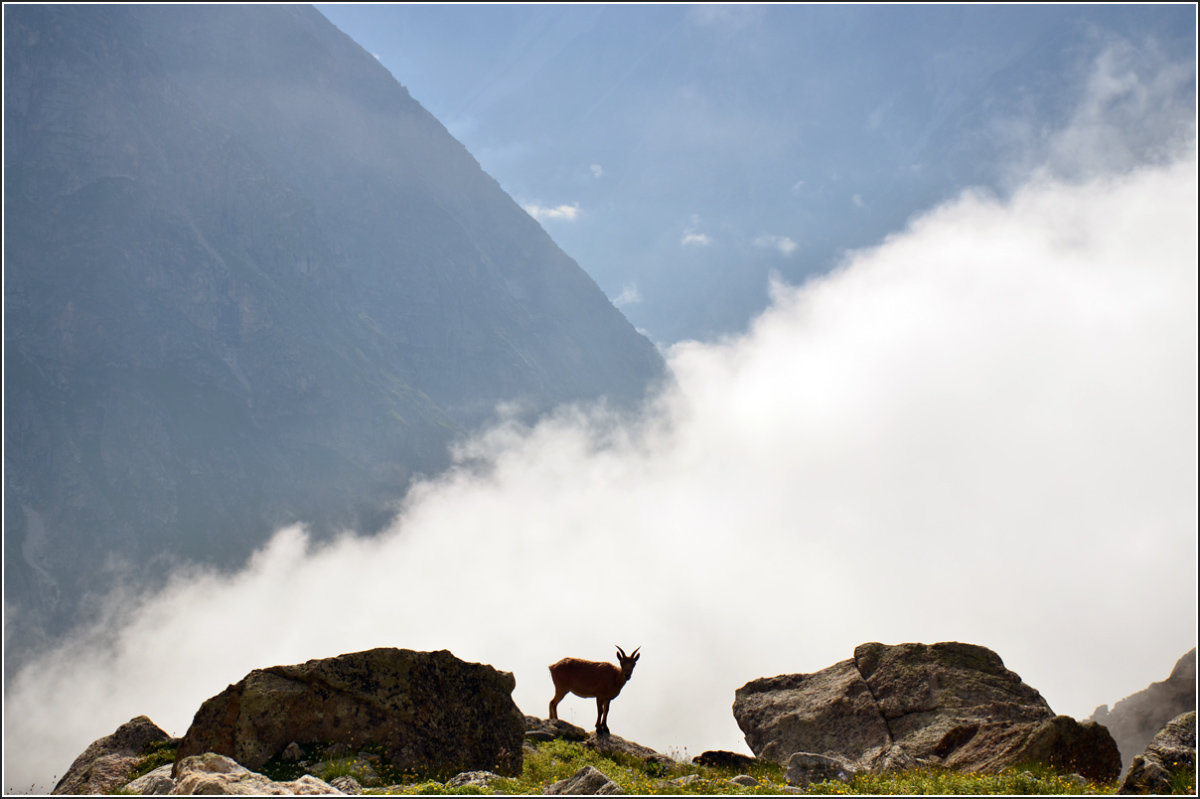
(125, 738, 179, 782)
(805, 762, 1114, 795)
(140, 736, 1177, 795)
(359, 740, 1139, 794)
(1165, 758, 1196, 795)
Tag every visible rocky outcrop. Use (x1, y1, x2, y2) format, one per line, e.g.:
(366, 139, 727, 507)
(526, 716, 590, 742)
(173, 648, 524, 780)
(171, 753, 342, 795)
(51, 715, 173, 795)
(1091, 648, 1196, 773)
(583, 732, 673, 767)
(734, 641, 1121, 783)
(545, 765, 625, 795)
(123, 764, 176, 795)
(1117, 711, 1197, 795)
(524, 715, 671, 766)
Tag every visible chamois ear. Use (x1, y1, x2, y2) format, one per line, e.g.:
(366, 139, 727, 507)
(631, 646, 641, 660)
(616, 645, 626, 659)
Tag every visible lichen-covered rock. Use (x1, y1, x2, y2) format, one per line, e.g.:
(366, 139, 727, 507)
(734, 658, 892, 765)
(1117, 711, 1196, 795)
(170, 753, 342, 795)
(123, 764, 176, 795)
(52, 715, 172, 795)
(445, 770, 504, 789)
(735, 641, 1121, 782)
(173, 648, 524, 779)
(545, 765, 625, 795)
(785, 752, 857, 787)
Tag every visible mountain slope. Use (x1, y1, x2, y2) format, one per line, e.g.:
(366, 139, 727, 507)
(3, 4, 663, 647)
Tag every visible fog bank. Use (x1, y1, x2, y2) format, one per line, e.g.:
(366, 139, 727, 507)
(4, 141, 1195, 791)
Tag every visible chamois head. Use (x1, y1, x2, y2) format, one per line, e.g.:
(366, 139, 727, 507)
(616, 645, 640, 681)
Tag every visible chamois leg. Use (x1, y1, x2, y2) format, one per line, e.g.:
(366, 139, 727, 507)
(549, 685, 569, 721)
(596, 698, 611, 736)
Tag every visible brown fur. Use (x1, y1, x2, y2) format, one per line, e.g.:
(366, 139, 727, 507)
(548, 646, 640, 735)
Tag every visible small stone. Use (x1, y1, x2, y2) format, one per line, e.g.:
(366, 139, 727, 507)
(446, 770, 503, 789)
(545, 765, 625, 795)
(329, 775, 362, 794)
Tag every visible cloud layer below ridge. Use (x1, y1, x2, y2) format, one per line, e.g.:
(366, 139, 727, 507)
(5, 145, 1196, 791)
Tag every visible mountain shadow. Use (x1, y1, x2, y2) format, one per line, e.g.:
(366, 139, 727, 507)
(3, 4, 664, 653)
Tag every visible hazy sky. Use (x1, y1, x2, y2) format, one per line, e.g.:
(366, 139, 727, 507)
(3, 4, 1197, 793)
(316, 3, 1195, 343)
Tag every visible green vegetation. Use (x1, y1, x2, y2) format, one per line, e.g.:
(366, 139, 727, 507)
(804, 762, 1112, 795)
(116, 737, 1199, 795)
(361, 740, 1128, 795)
(1165, 757, 1197, 795)
(125, 738, 178, 782)
(259, 741, 418, 786)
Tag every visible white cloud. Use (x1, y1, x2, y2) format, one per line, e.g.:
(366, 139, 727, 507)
(523, 202, 580, 222)
(590, 164, 604, 179)
(5, 43, 1198, 791)
(5, 147, 1194, 793)
(753, 234, 798, 256)
(681, 215, 713, 248)
(612, 283, 642, 308)
(999, 35, 1196, 186)
(852, 193, 866, 208)
(686, 4, 764, 31)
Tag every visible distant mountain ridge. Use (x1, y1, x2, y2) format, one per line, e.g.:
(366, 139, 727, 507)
(1089, 648, 1197, 775)
(3, 4, 663, 649)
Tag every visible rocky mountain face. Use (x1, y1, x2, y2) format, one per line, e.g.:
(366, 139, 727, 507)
(3, 4, 663, 649)
(1090, 648, 1197, 774)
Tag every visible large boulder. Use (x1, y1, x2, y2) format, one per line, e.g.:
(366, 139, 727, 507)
(735, 657, 893, 765)
(173, 648, 525, 779)
(1091, 648, 1196, 773)
(734, 642, 1121, 782)
(1117, 711, 1197, 795)
(52, 715, 172, 795)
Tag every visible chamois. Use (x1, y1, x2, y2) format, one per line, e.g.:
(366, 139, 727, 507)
(548, 645, 640, 735)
